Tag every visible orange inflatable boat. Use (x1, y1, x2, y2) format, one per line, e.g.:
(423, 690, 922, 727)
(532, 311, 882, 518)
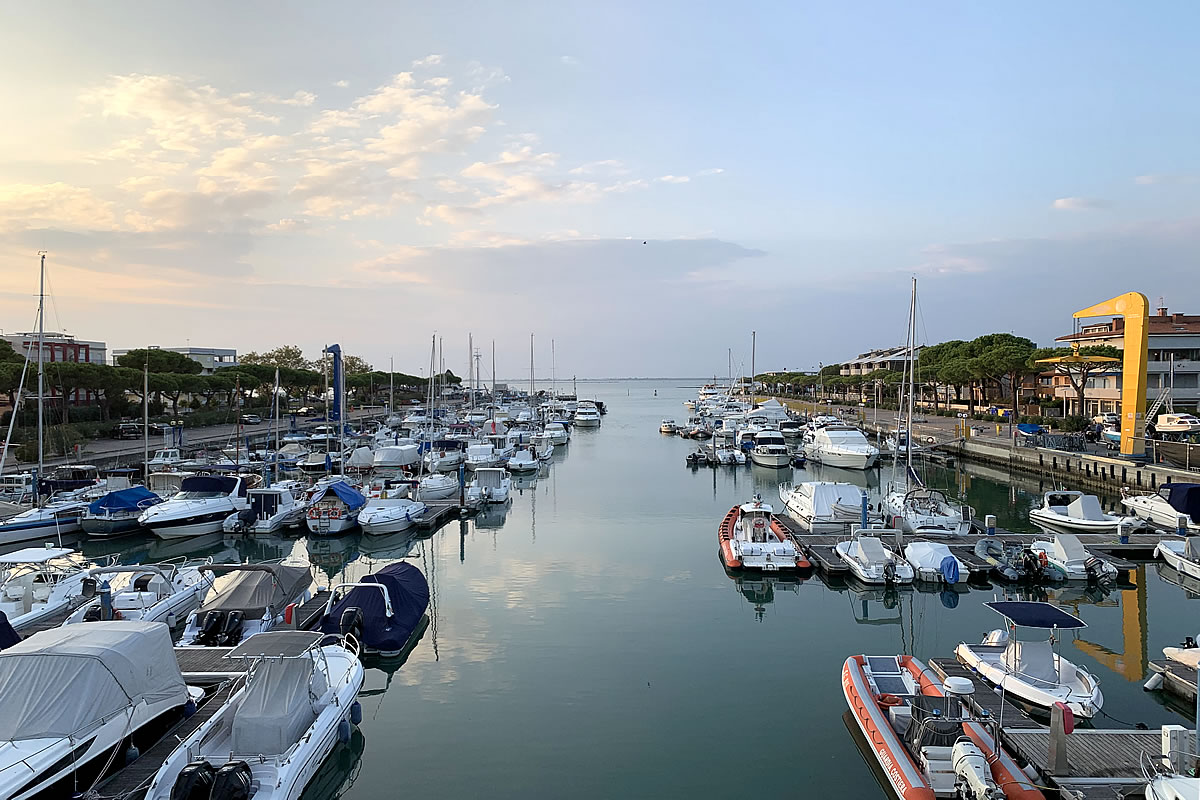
(718, 495, 810, 571)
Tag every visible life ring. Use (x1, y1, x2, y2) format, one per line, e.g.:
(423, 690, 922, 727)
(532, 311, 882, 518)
(307, 507, 319, 519)
(878, 693, 902, 707)
(329, 506, 342, 519)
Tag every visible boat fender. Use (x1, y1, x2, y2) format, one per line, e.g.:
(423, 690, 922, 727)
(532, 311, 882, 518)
(877, 693, 903, 707)
(350, 700, 362, 725)
(210, 761, 253, 800)
(1054, 701, 1075, 734)
(125, 744, 140, 765)
(1144, 672, 1165, 692)
(183, 698, 197, 717)
(284, 602, 295, 626)
(171, 760, 216, 800)
(338, 719, 352, 744)
(1038, 551, 1049, 568)
(166, 612, 176, 628)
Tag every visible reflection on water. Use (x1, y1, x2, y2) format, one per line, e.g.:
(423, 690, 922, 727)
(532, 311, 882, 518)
(722, 566, 803, 621)
(298, 729, 364, 800)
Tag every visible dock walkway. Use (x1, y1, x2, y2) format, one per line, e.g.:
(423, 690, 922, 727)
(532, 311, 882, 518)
(1149, 658, 1198, 706)
(926, 657, 1040, 729)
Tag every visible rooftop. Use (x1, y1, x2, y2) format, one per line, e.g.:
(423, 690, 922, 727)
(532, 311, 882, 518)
(1057, 307, 1200, 342)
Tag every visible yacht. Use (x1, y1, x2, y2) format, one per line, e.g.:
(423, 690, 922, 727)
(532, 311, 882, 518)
(718, 495, 808, 571)
(359, 485, 427, 535)
(955, 601, 1102, 718)
(317, 562, 429, 657)
(467, 468, 512, 504)
(80, 485, 163, 538)
(507, 447, 539, 474)
(145, 631, 364, 800)
(138, 474, 250, 539)
(1156, 537, 1200, 582)
(65, 560, 215, 625)
(0, 546, 97, 633)
(176, 563, 313, 647)
(659, 419, 678, 435)
(1029, 490, 1136, 536)
(542, 421, 569, 446)
(223, 483, 307, 534)
(804, 425, 879, 469)
(0, 622, 199, 800)
(881, 486, 973, 538)
(0, 499, 89, 546)
(1028, 533, 1118, 582)
(834, 529, 914, 584)
(305, 480, 366, 535)
(748, 429, 791, 468)
(573, 403, 601, 428)
(778, 482, 866, 533)
(1121, 483, 1200, 534)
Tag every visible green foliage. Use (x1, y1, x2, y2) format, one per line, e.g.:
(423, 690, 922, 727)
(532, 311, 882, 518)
(240, 345, 311, 370)
(116, 348, 204, 374)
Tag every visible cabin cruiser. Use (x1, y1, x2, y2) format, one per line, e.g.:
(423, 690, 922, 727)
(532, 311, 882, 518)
(177, 563, 313, 647)
(0, 472, 35, 504)
(464, 442, 502, 470)
(659, 419, 678, 435)
(146, 470, 194, 498)
(804, 425, 879, 469)
(507, 447, 539, 474)
(298, 440, 343, 475)
(467, 467, 512, 504)
(36, 463, 100, 497)
(1156, 537, 1200, 582)
(359, 484, 427, 535)
(881, 486, 973, 538)
(1121, 483, 1200, 534)
(542, 422, 569, 446)
(305, 480, 366, 535)
(835, 529, 914, 585)
(0, 622, 199, 800)
(415, 472, 459, 501)
(423, 439, 466, 473)
(1155, 412, 1200, 435)
(1028, 533, 1118, 582)
(778, 482, 865, 533)
(147, 447, 185, 471)
(145, 630, 364, 800)
(0, 546, 97, 632)
(573, 403, 601, 428)
(224, 483, 307, 534)
(318, 562, 429, 657)
(955, 601, 1102, 718)
(718, 495, 808, 571)
(748, 429, 790, 468)
(0, 499, 89, 546)
(903, 541, 968, 584)
(842, 653, 1044, 800)
(1029, 490, 1136, 536)
(778, 418, 802, 438)
(80, 485, 163, 538)
(139, 474, 250, 539)
(65, 560, 215, 626)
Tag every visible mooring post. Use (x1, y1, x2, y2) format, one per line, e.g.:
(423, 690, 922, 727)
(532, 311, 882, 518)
(1049, 702, 1073, 776)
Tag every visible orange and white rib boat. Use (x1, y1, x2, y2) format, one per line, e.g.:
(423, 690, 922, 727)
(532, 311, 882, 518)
(718, 494, 810, 571)
(842, 654, 1044, 800)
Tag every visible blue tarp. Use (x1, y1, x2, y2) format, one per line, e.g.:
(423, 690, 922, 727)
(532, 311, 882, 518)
(320, 562, 429, 654)
(1016, 423, 1044, 435)
(985, 600, 1086, 629)
(87, 486, 162, 514)
(1165, 483, 1200, 525)
(310, 480, 366, 511)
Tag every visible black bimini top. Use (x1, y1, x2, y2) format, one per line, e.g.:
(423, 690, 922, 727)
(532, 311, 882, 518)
(985, 600, 1086, 629)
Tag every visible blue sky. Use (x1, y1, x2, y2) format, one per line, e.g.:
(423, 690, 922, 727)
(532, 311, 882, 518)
(1, 2, 1197, 377)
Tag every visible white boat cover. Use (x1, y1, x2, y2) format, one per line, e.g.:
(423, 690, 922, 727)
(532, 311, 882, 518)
(199, 565, 312, 617)
(905, 542, 957, 572)
(0, 621, 186, 740)
(849, 537, 887, 565)
(231, 657, 324, 755)
(1054, 533, 1088, 561)
(373, 445, 419, 468)
(803, 483, 861, 517)
(1066, 495, 1107, 521)
(346, 447, 375, 470)
(1001, 638, 1057, 687)
(1164, 646, 1200, 669)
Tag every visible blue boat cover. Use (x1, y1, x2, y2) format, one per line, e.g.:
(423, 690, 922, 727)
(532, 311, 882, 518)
(87, 486, 162, 514)
(939, 555, 960, 585)
(320, 562, 429, 653)
(1016, 423, 1043, 435)
(310, 480, 366, 511)
(985, 600, 1086, 629)
(0, 612, 17, 650)
(180, 475, 242, 496)
(1165, 483, 1200, 525)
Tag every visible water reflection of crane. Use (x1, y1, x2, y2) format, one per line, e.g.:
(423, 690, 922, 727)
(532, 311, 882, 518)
(1065, 565, 1149, 682)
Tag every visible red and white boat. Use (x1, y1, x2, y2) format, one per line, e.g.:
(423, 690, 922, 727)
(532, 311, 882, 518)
(842, 653, 1044, 800)
(719, 494, 810, 571)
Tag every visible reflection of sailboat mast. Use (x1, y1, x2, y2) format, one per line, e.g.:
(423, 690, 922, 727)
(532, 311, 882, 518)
(459, 518, 467, 564)
(422, 532, 440, 662)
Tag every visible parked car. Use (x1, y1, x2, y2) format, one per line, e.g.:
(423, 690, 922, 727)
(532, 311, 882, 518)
(112, 423, 140, 440)
(1093, 412, 1120, 425)
(240, 414, 263, 425)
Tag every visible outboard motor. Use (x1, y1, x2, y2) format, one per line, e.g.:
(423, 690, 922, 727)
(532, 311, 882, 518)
(1019, 549, 1042, 580)
(220, 610, 245, 645)
(339, 607, 364, 642)
(1084, 556, 1112, 584)
(883, 560, 897, 585)
(236, 508, 256, 530)
(198, 610, 226, 646)
(210, 761, 253, 800)
(171, 760, 216, 800)
(951, 737, 1003, 800)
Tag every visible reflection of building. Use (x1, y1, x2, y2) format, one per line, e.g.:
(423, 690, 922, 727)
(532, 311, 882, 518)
(1, 331, 107, 404)
(1053, 306, 1200, 415)
(111, 346, 238, 375)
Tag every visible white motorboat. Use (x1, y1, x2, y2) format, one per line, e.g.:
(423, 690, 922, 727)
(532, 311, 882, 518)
(507, 447, 539, 474)
(305, 480, 366, 536)
(177, 563, 313, 647)
(903, 541, 968, 584)
(542, 422, 569, 446)
(1121, 483, 1200, 534)
(467, 467, 512, 504)
(0, 546, 97, 632)
(372, 443, 420, 471)
(659, 419, 678, 435)
(145, 631, 364, 800)
(881, 486, 973, 538)
(0, 499, 88, 546)
(65, 560, 215, 626)
(804, 425, 879, 469)
(464, 442, 502, 470)
(712, 447, 746, 465)
(573, 403, 601, 428)
(748, 429, 791, 468)
(1029, 533, 1118, 582)
(1156, 412, 1200, 435)
(1155, 537, 1200, 582)
(530, 430, 556, 452)
(955, 600, 1102, 718)
(778, 482, 865, 533)
(1029, 490, 1136, 536)
(1145, 775, 1200, 800)
(835, 530, 914, 584)
(139, 474, 251, 539)
(223, 483, 307, 534)
(147, 447, 185, 471)
(359, 486, 427, 535)
(0, 621, 199, 800)
(415, 472, 459, 502)
(422, 440, 466, 473)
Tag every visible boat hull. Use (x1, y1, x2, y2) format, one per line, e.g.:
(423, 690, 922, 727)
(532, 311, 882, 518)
(1028, 509, 1124, 536)
(718, 506, 809, 571)
(1157, 541, 1200, 581)
(80, 515, 143, 537)
(749, 452, 791, 468)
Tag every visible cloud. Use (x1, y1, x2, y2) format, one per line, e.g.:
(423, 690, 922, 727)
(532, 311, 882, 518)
(560, 55, 580, 66)
(412, 54, 443, 67)
(658, 175, 690, 184)
(266, 217, 311, 232)
(333, 80, 349, 88)
(696, 167, 725, 176)
(569, 160, 627, 176)
(1135, 173, 1197, 186)
(0, 183, 118, 231)
(1051, 196, 1105, 210)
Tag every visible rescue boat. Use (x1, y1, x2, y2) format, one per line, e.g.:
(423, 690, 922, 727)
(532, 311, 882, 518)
(842, 653, 1044, 800)
(718, 494, 810, 571)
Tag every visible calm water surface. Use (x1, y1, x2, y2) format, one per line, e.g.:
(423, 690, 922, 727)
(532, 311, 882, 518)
(64, 381, 1200, 798)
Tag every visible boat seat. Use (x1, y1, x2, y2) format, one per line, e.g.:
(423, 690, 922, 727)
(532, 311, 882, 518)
(31, 585, 52, 602)
(4, 583, 29, 600)
(113, 591, 159, 610)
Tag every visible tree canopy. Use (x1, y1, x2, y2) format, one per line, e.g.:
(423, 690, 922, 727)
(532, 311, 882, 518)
(116, 348, 203, 374)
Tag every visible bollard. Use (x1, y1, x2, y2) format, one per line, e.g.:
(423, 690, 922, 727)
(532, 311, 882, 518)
(1119, 519, 1131, 545)
(860, 492, 869, 529)
(1178, 515, 1189, 538)
(1049, 702, 1074, 776)
(985, 514, 997, 537)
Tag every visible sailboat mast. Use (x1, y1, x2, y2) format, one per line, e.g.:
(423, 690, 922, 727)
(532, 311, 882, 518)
(388, 356, 394, 415)
(468, 333, 474, 411)
(491, 340, 496, 419)
(529, 334, 534, 404)
(750, 330, 756, 398)
(272, 367, 280, 485)
(905, 276, 917, 472)
(143, 360, 149, 478)
(36, 252, 45, 477)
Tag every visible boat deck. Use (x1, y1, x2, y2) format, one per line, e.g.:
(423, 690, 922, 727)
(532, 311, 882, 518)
(926, 657, 1040, 729)
(1149, 658, 1198, 706)
(12, 602, 86, 636)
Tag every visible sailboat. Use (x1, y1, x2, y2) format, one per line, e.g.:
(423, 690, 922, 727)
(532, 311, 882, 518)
(416, 335, 459, 502)
(881, 277, 973, 537)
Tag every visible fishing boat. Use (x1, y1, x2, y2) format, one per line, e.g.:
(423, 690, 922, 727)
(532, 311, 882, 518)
(718, 495, 809, 571)
(1029, 490, 1136, 536)
(804, 425, 879, 469)
(358, 484, 427, 535)
(0, 621, 200, 800)
(842, 653, 1045, 800)
(659, 419, 678, 435)
(80, 485, 163, 538)
(176, 563, 313, 647)
(0, 499, 88, 546)
(778, 482, 867, 533)
(467, 467, 512, 504)
(65, 560, 215, 626)
(748, 429, 791, 468)
(1028, 533, 1118, 582)
(318, 562, 430, 657)
(138, 474, 251, 539)
(954, 601, 1102, 718)
(147, 447, 185, 471)
(835, 530, 914, 585)
(145, 631, 364, 800)
(305, 480, 366, 535)
(1121, 483, 1200, 534)
(902, 541, 968, 584)
(1156, 537, 1200, 582)
(223, 483, 307, 534)
(0, 546, 97, 632)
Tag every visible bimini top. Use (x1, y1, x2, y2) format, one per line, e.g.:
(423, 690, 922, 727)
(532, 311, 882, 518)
(224, 630, 324, 660)
(320, 562, 429, 653)
(1165, 483, 1200, 524)
(88, 485, 163, 514)
(197, 564, 312, 618)
(985, 600, 1086, 629)
(0, 546, 76, 564)
(0, 621, 186, 740)
(310, 480, 367, 511)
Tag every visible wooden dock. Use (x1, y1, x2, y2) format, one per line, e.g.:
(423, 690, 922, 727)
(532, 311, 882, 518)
(1149, 658, 1198, 706)
(927, 657, 1040, 728)
(1002, 728, 1164, 791)
(417, 500, 477, 531)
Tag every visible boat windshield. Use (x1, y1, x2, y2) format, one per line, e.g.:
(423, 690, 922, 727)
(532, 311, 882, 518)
(174, 490, 227, 500)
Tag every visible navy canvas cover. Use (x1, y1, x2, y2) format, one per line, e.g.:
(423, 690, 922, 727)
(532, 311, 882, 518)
(0, 611, 18, 650)
(320, 562, 429, 653)
(88, 486, 162, 514)
(180, 475, 240, 495)
(985, 600, 1086, 629)
(310, 480, 366, 511)
(1165, 483, 1200, 524)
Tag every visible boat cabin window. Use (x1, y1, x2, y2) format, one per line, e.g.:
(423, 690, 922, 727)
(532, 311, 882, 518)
(251, 492, 281, 516)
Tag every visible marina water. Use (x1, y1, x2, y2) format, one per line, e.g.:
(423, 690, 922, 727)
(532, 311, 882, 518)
(62, 380, 1199, 799)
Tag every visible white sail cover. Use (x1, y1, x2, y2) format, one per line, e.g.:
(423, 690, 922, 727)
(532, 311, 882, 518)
(0, 621, 186, 740)
(803, 482, 861, 518)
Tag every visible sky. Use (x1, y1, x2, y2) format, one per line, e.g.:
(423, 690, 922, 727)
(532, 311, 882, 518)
(1, 1, 1198, 379)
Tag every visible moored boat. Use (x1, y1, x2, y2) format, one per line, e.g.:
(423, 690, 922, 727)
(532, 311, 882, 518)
(318, 562, 430, 657)
(1028, 533, 1118, 582)
(1029, 490, 1137, 536)
(80, 485, 163, 538)
(305, 480, 366, 535)
(835, 530, 914, 585)
(718, 495, 809, 571)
